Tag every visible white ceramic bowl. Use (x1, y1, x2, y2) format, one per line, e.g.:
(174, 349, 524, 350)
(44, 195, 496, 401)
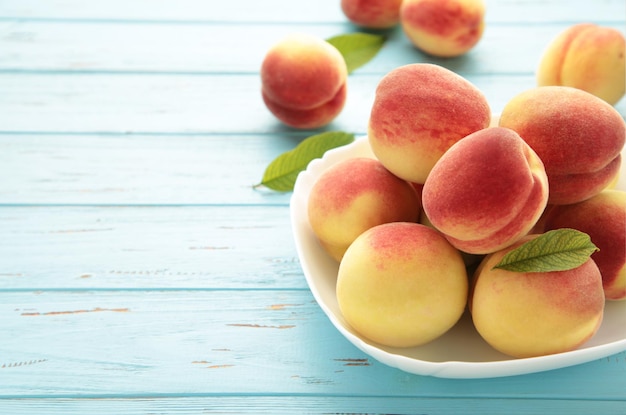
(290, 135, 626, 379)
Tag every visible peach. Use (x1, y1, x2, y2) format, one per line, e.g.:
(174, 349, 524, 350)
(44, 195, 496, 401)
(368, 63, 491, 184)
(537, 23, 626, 105)
(336, 222, 468, 348)
(499, 86, 625, 205)
(470, 235, 605, 358)
(260, 33, 348, 129)
(261, 84, 347, 130)
(542, 190, 626, 300)
(307, 157, 420, 262)
(400, 0, 485, 57)
(341, 0, 403, 29)
(422, 127, 549, 255)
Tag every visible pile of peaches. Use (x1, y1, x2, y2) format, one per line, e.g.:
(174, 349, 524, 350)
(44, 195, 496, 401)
(260, 1, 626, 358)
(307, 63, 625, 359)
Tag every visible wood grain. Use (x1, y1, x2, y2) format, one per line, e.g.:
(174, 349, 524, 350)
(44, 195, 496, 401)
(0, 206, 302, 289)
(2, 22, 623, 74)
(2, 0, 624, 23)
(0, 396, 624, 415)
(1, 290, 625, 398)
(0, 134, 296, 204)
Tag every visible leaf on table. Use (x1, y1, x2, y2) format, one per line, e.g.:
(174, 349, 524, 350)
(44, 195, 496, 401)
(256, 131, 355, 192)
(493, 228, 599, 273)
(326, 32, 386, 73)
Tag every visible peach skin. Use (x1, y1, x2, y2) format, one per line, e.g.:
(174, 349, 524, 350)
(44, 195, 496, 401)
(368, 63, 491, 184)
(542, 190, 626, 300)
(470, 235, 605, 358)
(341, 0, 403, 29)
(307, 157, 421, 262)
(537, 23, 626, 105)
(261, 33, 348, 129)
(400, 0, 485, 57)
(499, 86, 625, 205)
(422, 127, 549, 255)
(261, 84, 347, 130)
(337, 222, 468, 348)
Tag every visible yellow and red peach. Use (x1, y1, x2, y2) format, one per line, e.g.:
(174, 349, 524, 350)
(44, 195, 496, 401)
(368, 63, 491, 184)
(470, 235, 606, 358)
(400, 0, 485, 57)
(537, 23, 626, 105)
(341, 0, 403, 29)
(422, 127, 549, 255)
(499, 86, 625, 205)
(307, 157, 420, 262)
(336, 222, 468, 348)
(260, 33, 348, 129)
(542, 190, 626, 300)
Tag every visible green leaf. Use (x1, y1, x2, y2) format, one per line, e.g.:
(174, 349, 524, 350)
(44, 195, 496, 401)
(493, 228, 599, 273)
(256, 131, 355, 192)
(326, 33, 386, 73)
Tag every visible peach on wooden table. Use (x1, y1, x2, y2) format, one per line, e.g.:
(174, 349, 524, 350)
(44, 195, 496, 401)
(537, 23, 626, 105)
(470, 235, 606, 358)
(542, 190, 626, 301)
(260, 33, 348, 129)
(336, 222, 468, 348)
(499, 86, 625, 205)
(368, 63, 491, 184)
(307, 157, 420, 262)
(262, 84, 347, 130)
(400, 0, 485, 57)
(422, 127, 549, 255)
(341, 0, 403, 29)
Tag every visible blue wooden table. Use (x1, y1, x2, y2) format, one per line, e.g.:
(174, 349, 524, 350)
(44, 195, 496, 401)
(1, 1, 625, 413)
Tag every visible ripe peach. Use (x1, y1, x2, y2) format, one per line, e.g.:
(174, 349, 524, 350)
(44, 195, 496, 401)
(542, 190, 626, 300)
(368, 63, 491, 184)
(470, 235, 606, 358)
(260, 33, 348, 129)
(336, 222, 468, 348)
(537, 23, 626, 105)
(307, 157, 421, 262)
(261, 84, 347, 130)
(422, 127, 549, 255)
(499, 86, 625, 205)
(341, 0, 403, 29)
(400, 0, 485, 57)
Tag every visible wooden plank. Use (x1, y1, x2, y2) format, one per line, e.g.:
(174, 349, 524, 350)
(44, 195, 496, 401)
(0, 396, 625, 415)
(0, 134, 295, 205)
(0, 206, 303, 289)
(0, 290, 624, 398)
(2, 21, 624, 75)
(1, 0, 624, 23)
(4, 73, 606, 135)
(0, 0, 347, 23)
(1, 73, 624, 134)
(0, 73, 288, 134)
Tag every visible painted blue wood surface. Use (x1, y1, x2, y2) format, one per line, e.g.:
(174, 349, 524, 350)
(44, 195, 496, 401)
(1, 0, 625, 413)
